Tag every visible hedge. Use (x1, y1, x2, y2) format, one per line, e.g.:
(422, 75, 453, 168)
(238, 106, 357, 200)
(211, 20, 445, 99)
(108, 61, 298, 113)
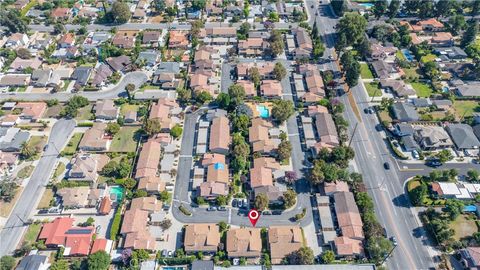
(109, 203, 123, 240)
(179, 205, 192, 216)
(77, 122, 94, 127)
(157, 256, 195, 265)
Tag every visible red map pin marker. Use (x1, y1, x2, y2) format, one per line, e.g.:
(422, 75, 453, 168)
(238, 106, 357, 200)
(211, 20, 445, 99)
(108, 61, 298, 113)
(248, 209, 260, 227)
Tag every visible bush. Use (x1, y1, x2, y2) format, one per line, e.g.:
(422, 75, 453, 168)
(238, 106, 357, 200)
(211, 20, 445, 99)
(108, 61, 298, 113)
(77, 122, 94, 127)
(179, 204, 192, 216)
(109, 204, 123, 240)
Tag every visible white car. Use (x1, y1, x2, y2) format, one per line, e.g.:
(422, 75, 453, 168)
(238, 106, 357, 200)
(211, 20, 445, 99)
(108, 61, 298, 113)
(412, 150, 420, 159)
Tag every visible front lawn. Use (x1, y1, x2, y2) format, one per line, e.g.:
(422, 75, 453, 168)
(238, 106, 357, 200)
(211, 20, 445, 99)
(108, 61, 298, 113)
(450, 214, 478, 241)
(37, 188, 54, 209)
(420, 54, 437, 64)
(17, 165, 34, 179)
(62, 133, 83, 156)
(120, 104, 140, 116)
(24, 223, 42, 244)
(396, 50, 406, 61)
(411, 82, 434, 97)
(364, 82, 382, 97)
(360, 63, 374, 79)
(109, 127, 141, 153)
(75, 104, 93, 121)
(453, 100, 480, 118)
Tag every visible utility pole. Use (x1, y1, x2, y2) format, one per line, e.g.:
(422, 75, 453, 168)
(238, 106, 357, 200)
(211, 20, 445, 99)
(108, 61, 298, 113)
(380, 242, 398, 265)
(348, 122, 359, 147)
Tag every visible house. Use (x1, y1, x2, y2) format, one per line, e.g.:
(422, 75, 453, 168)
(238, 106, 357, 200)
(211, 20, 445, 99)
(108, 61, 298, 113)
(78, 123, 110, 151)
(430, 32, 453, 47)
(324, 181, 349, 196)
(0, 74, 30, 87)
(68, 153, 108, 183)
(254, 185, 284, 205)
(205, 27, 237, 38)
(58, 33, 75, 48)
(391, 102, 419, 122)
(379, 79, 416, 98)
(98, 196, 112, 215)
(191, 261, 214, 270)
(130, 196, 162, 213)
(121, 209, 156, 250)
(292, 27, 313, 59)
(83, 32, 111, 52)
(94, 99, 119, 121)
(0, 151, 18, 173)
(138, 176, 166, 195)
(456, 83, 480, 97)
(412, 18, 444, 32)
(31, 69, 52, 87)
(112, 30, 137, 49)
(238, 38, 269, 57)
(51, 7, 71, 20)
(371, 60, 402, 79)
(72, 66, 92, 87)
(226, 228, 262, 260)
(168, 30, 189, 49)
(199, 154, 229, 199)
(90, 238, 113, 254)
(16, 254, 50, 270)
(459, 247, 480, 269)
(57, 186, 92, 208)
(314, 112, 339, 151)
(0, 127, 30, 152)
(249, 118, 278, 154)
(333, 191, 364, 240)
(91, 64, 113, 87)
(431, 182, 480, 200)
(5, 33, 29, 48)
(135, 139, 161, 179)
(106, 55, 131, 72)
(9, 57, 42, 71)
(370, 42, 397, 60)
(184, 224, 220, 254)
(334, 236, 364, 259)
(260, 80, 282, 98)
(250, 166, 273, 189)
(434, 47, 468, 60)
(316, 195, 336, 245)
(38, 217, 94, 256)
(15, 102, 47, 121)
(268, 226, 303, 264)
(394, 123, 414, 137)
(209, 116, 230, 154)
(413, 125, 453, 150)
(445, 124, 480, 150)
(149, 98, 180, 132)
(142, 31, 161, 46)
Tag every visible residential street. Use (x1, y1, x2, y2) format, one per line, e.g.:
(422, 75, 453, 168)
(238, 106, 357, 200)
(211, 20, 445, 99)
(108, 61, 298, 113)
(0, 119, 75, 257)
(308, 1, 437, 269)
(0, 71, 148, 102)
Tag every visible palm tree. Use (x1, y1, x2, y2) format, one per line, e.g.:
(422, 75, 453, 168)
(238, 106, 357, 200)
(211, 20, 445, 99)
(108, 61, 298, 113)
(20, 142, 35, 159)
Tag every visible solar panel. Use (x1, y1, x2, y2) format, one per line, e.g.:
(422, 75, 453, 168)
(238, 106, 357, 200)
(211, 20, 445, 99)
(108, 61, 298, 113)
(65, 228, 93, 235)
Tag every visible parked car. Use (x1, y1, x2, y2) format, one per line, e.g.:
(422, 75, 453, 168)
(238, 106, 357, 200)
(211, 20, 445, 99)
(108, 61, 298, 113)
(375, 124, 383, 132)
(464, 149, 471, 157)
(390, 236, 398, 246)
(426, 159, 442, 167)
(262, 210, 272, 215)
(412, 150, 420, 159)
(167, 251, 173, 257)
(272, 210, 282, 215)
(232, 199, 238, 208)
(206, 206, 217, 211)
(217, 206, 227, 211)
(38, 209, 48, 214)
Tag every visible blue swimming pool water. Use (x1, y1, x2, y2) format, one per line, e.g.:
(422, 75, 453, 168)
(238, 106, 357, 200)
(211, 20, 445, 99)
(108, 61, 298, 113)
(402, 49, 414, 62)
(464, 205, 477, 212)
(162, 267, 185, 270)
(359, 3, 374, 8)
(110, 186, 124, 202)
(257, 105, 270, 118)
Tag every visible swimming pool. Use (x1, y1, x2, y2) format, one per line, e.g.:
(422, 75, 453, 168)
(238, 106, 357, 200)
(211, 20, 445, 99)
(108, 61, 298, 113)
(162, 267, 185, 270)
(358, 3, 374, 9)
(256, 105, 270, 118)
(109, 186, 124, 202)
(402, 49, 414, 62)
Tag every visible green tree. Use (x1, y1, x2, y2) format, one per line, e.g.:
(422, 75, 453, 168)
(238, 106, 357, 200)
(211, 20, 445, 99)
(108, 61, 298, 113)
(268, 12, 279, 22)
(409, 183, 427, 206)
(176, 87, 192, 104)
(216, 195, 227, 206)
(321, 250, 335, 264)
(0, 10, 27, 34)
(373, 0, 388, 18)
(271, 100, 294, 123)
(309, 159, 326, 185)
(111, 1, 131, 24)
(192, 0, 206, 10)
(237, 22, 250, 40)
(144, 119, 162, 136)
(216, 93, 231, 109)
(462, 21, 479, 48)
(273, 62, 287, 81)
(53, 23, 66, 34)
(87, 251, 110, 270)
(418, 0, 434, 18)
(195, 91, 213, 105)
(340, 51, 360, 88)
(277, 139, 292, 162)
(106, 122, 120, 135)
(170, 124, 183, 139)
(435, 0, 452, 18)
(269, 30, 285, 57)
(16, 48, 31, 60)
(50, 260, 69, 270)
(20, 141, 36, 159)
(134, 190, 148, 198)
(445, 199, 464, 220)
(472, 0, 480, 15)
(331, 0, 346, 16)
(255, 193, 269, 211)
(232, 114, 250, 135)
(154, 0, 166, 12)
(336, 13, 367, 50)
(0, 256, 15, 270)
(287, 246, 314, 265)
(366, 236, 393, 263)
(387, 0, 401, 18)
(228, 84, 246, 106)
(250, 67, 261, 87)
(449, 14, 466, 35)
(467, 169, 480, 182)
(282, 189, 296, 209)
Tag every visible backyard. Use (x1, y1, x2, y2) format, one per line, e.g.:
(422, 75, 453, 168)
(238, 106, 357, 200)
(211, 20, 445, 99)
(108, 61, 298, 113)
(453, 100, 480, 118)
(120, 104, 140, 116)
(109, 127, 141, 153)
(411, 82, 434, 98)
(450, 214, 478, 241)
(360, 63, 374, 79)
(403, 67, 421, 81)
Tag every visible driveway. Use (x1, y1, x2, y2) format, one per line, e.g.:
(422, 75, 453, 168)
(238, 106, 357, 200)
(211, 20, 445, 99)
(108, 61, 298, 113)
(0, 119, 75, 256)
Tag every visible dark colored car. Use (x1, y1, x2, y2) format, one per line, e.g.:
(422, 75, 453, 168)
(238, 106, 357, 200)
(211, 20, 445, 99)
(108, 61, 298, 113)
(38, 209, 48, 214)
(272, 210, 282, 215)
(232, 199, 238, 208)
(217, 206, 227, 211)
(383, 162, 390, 170)
(426, 160, 442, 167)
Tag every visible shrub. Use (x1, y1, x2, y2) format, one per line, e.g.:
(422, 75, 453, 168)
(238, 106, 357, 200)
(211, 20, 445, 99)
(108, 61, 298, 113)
(109, 204, 123, 240)
(179, 205, 192, 216)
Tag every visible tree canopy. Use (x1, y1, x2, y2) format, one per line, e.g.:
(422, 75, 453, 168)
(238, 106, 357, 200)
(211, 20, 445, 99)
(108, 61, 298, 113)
(111, 1, 131, 24)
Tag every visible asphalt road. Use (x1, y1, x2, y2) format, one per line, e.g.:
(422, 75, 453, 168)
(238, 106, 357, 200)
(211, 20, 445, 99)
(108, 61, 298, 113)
(0, 119, 75, 257)
(0, 71, 148, 102)
(308, 1, 437, 269)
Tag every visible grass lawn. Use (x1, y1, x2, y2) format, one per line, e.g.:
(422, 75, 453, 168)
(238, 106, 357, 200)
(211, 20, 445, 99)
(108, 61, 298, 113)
(396, 50, 406, 61)
(45, 104, 64, 118)
(411, 82, 434, 97)
(53, 162, 66, 179)
(20, 0, 37, 16)
(450, 214, 478, 241)
(61, 80, 72, 91)
(109, 127, 141, 152)
(453, 100, 480, 118)
(62, 133, 83, 156)
(24, 223, 42, 244)
(120, 104, 140, 116)
(140, 84, 161, 91)
(403, 67, 421, 81)
(37, 188, 54, 209)
(0, 188, 22, 217)
(420, 54, 437, 64)
(75, 104, 93, 121)
(364, 82, 382, 97)
(17, 165, 34, 179)
(360, 63, 374, 79)
(27, 136, 47, 160)
(379, 110, 393, 124)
